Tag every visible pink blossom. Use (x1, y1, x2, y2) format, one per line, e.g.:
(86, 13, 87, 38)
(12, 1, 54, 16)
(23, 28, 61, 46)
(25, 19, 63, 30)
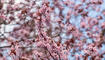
(101, 22, 105, 29)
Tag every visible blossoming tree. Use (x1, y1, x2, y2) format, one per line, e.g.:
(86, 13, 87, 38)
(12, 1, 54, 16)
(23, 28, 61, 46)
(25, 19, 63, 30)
(0, 0, 105, 60)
